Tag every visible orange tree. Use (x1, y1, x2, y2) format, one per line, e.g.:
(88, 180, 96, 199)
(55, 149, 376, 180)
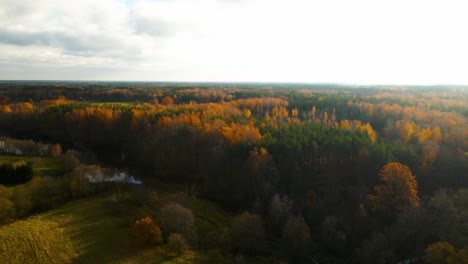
(367, 162, 420, 212)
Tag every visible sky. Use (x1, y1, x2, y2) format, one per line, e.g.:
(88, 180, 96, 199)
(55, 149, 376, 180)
(1, 0, 468, 84)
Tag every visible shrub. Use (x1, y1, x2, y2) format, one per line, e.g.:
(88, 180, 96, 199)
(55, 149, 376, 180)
(131, 216, 163, 247)
(167, 233, 189, 256)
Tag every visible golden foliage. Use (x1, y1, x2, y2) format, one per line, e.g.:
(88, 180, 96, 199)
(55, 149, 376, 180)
(367, 162, 419, 211)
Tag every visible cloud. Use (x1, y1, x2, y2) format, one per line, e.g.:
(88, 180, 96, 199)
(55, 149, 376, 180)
(0, 0, 468, 83)
(131, 16, 171, 37)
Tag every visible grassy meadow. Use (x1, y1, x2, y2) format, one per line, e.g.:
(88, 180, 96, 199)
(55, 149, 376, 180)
(0, 192, 232, 264)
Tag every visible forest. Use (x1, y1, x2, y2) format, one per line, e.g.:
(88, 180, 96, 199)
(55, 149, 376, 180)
(0, 82, 466, 264)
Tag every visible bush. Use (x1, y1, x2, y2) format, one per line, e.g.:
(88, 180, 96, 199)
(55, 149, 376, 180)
(230, 211, 265, 255)
(131, 216, 163, 247)
(167, 233, 189, 256)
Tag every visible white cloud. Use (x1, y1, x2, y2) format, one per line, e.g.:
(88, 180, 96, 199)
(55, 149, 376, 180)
(0, 0, 467, 83)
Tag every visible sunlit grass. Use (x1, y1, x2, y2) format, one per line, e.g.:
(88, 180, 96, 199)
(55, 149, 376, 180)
(0, 197, 129, 264)
(0, 191, 235, 264)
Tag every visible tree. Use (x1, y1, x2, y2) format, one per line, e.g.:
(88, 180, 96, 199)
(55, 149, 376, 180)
(161, 96, 174, 106)
(69, 166, 95, 197)
(367, 162, 419, 212)
(428, 189, 467, 247)
(131, 216, 163, 247)
(424, 242, 456, 264)
(399, 122, 414, 142)
(356, 232, 393, 264)
(230, 212, 266, 255)
(282, 215, 312, 263)
(319, 216, 347, 254)
(244, 148, 279, 204)
(159, 202, 196, 243)
(418, 127, 432, 143)
(244, 109, 251, 119)
(431, 126, 442, 143)
(268, 194, 293, 234)
(50, 143, 62, 157)
(61, 150, 80, 172)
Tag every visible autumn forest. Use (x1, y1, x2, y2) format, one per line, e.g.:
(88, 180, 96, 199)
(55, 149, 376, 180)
(0, 82, 466, 264)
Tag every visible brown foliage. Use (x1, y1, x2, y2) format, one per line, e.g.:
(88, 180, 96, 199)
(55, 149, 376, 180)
(131, 216, 163, 247)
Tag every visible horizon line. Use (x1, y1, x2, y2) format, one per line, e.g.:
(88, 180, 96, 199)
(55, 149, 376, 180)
(1, 80, 468, 87)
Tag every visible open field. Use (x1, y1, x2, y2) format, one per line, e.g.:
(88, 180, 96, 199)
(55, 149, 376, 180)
(0, 193, 232, 264)
(0, 154, 63, 176)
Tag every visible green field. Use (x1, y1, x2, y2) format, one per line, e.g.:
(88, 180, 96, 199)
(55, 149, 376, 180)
(0, 154, 63, 176)
(0, 193, 232, 264)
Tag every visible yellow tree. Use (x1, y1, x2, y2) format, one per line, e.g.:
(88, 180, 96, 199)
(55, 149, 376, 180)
(399, 122, 414, 142)
(244, 109, 252, 119)
(431, 126, 442, 143)
(271, 107, 279, 119)
(367, 162, 419, 212)
(340, 119, 350, 129)
(291, 107, 298, 117)
(418, 127, 432, 143)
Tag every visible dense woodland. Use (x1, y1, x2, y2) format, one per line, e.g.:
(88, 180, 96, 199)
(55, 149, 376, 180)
(0, 82, 466, 263)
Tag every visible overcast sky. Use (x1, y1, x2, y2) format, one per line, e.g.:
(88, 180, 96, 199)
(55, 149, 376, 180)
(1, 0, 467, 84)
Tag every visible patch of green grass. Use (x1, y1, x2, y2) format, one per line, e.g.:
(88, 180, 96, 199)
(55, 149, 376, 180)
(0, 191, 235, 264)
(0, 197, 131, 264)
(117, 248, 197, 264)
(191, 198, 232, 250)
(0, 216, 80, 263)
(0, 154, 63, 176)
